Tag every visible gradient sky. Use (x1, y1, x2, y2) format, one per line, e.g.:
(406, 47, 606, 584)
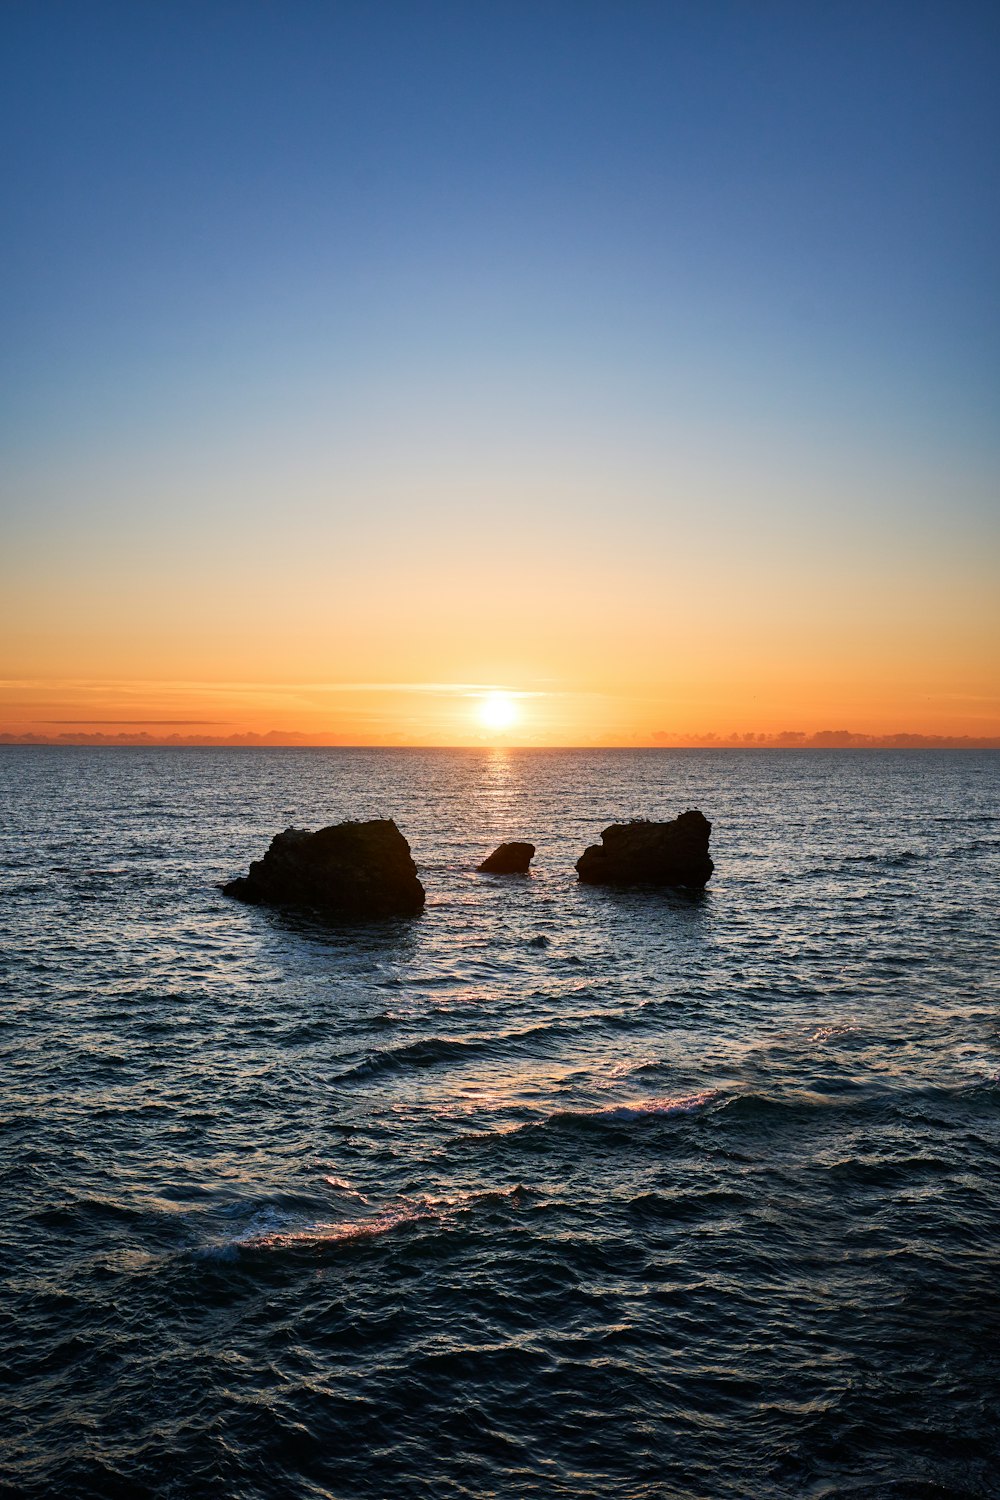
(2, 1, 998, 744)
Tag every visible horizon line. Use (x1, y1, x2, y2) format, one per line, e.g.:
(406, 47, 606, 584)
(2, 733, 999, 751)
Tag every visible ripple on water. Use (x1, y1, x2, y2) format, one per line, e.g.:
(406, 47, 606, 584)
(1, 747, 998, 1499)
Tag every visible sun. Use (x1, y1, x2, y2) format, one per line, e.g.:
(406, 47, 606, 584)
(478, 691, 519, 734)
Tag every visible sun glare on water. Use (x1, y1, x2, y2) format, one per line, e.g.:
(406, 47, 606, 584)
(478, 692, 519, 735)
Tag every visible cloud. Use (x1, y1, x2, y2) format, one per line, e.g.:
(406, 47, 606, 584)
(3, 727, 999, 749)
(650, 729, 1000, 749)
(38, 719, 228, 726)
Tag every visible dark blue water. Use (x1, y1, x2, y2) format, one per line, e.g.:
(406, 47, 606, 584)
(1, 748, 998, 1499)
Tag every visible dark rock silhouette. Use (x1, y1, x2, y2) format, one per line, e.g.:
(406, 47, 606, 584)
(478, 841, 535, 874)
(223, 819, 424, 919)
(575, 810, 713, 888)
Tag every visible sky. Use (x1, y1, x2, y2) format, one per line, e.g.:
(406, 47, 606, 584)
(2, 0, 998, 745)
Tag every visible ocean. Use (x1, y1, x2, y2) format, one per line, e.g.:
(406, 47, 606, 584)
(1, 747, 998, 1499)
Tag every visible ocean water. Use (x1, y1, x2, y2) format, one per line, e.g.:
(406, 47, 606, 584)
(1, 747, 998, 1500)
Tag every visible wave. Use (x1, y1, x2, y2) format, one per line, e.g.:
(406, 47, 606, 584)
(470, 1089, 721, 1141)
(334, 1036, 484, 1082)
(802, 851, 923, 876)
(332, 1023, 567, 1084)
(31, 1193, 150, 1231)
(931, 812, 1000, 824)
(586, 1089, 719, 1122)
(470, 1081, 944, 1144)
(841, 850, 922, 867)
(239, 1202, 433, 1251)
(223, 1184, 531, 1256)
(809, 1022, 861, 1042)
(838, 838, 1000, 865)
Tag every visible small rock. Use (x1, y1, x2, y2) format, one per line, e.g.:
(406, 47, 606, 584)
(478, 841, 535, 874)
(575, 811, 713, 888)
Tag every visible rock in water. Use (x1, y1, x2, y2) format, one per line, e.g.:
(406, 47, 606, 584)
(575, 810, 713, 888)
(223, 819, 425, 919)
(478, 841, 535, 874)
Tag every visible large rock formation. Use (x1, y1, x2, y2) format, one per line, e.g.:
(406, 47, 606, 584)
(478, 841, 535, 874)
(575, 810, 713, 888)
(223, 819, 425, 919)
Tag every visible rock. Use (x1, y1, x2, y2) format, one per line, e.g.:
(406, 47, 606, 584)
(575, 810, 713, 888)
(223, 819, 425, 919)
(478, 841, 535, 874)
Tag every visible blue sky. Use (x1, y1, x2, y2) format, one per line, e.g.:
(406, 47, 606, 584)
(4, 0, 996, 441)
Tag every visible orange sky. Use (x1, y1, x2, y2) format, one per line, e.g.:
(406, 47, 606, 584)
(3, 456, 997, 744)
(3, 445, 998, 744)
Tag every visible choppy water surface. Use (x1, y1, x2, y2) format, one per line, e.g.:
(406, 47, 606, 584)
(1, 748, 998, 1499)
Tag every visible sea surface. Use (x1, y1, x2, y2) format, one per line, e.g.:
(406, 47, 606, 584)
(1, 747, 998, 1500)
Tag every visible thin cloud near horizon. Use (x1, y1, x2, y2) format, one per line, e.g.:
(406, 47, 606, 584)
(3, 730, 998, 750)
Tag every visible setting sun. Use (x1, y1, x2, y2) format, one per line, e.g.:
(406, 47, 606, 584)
(478, 692, 519, 735)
